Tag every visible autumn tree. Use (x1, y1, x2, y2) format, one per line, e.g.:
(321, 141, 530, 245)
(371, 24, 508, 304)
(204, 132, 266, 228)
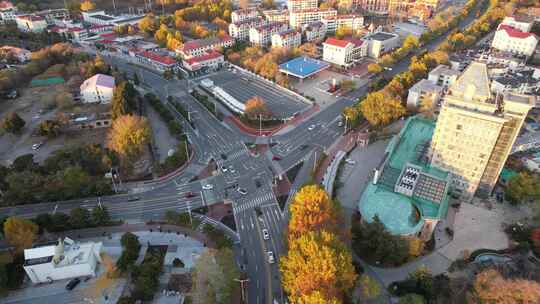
(3, 217, 38, 252)
(1, 112, 25, 134)
(360, 91, 406, 126)
(280, 230, 357, 303)
(108, 115, 151, 161)
(368, 63, 383, 74)
(297, 43, 318, 57)
(139, 14, 158, 35)
(472, 269, 540, 303)
(111, 81, 137, 119)
(244, 96, 272, 120)
(505, 172, 540, 204)
(80, 0, 96, 11)
(359, 274, 381, 300)
(288, 185, 340, 236)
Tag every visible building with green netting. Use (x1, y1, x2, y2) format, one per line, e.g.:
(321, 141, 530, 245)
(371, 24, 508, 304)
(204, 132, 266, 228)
(358, 116, 451, 239)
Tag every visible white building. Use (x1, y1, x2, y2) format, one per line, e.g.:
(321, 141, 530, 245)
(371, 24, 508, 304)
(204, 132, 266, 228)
(183, 50, 224, 72)
(427, 64, 460, 88)
(0, 1, 16, 24)
(501, 15, 535, 33)
(15, 14, 47, 32)
(363, 31, 400, 58)
(406, 79, 443, 109)
(289, 8, 337, 29)
(492, 24, 538, 57)
(36, 8, 70, 24)
(322, 37, 367, 67)
(81, 9, 143, 28)
(0, 46, 31, 62)
(321, 14, 363, 33)
(287, 0, 318, 10)
(23, 238, 103, 284)
(80, 74, 115, 104)
(229, 17, 268, 41)
(263, 10, 290, 23)
(304, 21, 326, 42)
(272, 29, 301, 48)
(231, 8, 259, 23)
(178, 36, 234, 58)
(249, 22, 289, 46)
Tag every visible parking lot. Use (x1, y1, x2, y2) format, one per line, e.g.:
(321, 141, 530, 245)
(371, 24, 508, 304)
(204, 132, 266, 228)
(204, 70, 310, 120)
(289, 69, 363, 105)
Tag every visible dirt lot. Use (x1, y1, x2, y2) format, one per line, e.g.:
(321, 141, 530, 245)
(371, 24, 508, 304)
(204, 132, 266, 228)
(0, 85, 108, 166)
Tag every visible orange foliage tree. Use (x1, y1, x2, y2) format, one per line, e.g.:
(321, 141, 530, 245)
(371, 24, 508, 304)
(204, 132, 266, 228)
(244, 96, 272, 120)
(288, 185, 340, 236)
(472, 269, 540, 303)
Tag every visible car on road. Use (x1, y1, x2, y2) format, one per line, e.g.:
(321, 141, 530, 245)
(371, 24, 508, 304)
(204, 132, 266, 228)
(237, 187, 247, 195)
(267, 251, 275, 264)
(184, 192, 196, 198)
(308, 124, 316, 131)
(31, 142, 43, 150)
(228, 165, 235, 173)
(127, 197, 140, 202)
(262, 229, 270, 240)
(202, 184, 214, 190)
(65, 278, 81, 291)
(345, 158, 356, 165)
(221, 166, 228, 173)
(300, 144, 309, 150)
(272, 155, 281, 161)
(338, 120, 344, 127)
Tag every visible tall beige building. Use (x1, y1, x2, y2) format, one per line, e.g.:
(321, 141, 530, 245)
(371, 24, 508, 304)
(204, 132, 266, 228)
(430, 62, 534, 200)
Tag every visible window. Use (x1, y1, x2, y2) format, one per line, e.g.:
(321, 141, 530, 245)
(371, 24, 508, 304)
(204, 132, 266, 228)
(456, 124, 462, 130)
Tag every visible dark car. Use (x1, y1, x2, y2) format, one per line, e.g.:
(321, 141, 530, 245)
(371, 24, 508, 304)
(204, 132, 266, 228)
(185, 192, 196, 198)
(66, 278, 81, 291)
(127, 196, 140, 202)
(272, 155, 281, 161)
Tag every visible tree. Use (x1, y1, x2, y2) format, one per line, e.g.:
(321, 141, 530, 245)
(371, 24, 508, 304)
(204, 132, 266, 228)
(408, 237, 425, 257)
(163, 69, 174, 80)
(368, 63, 383, 74)
(111, 81, 137, 120)
(69, 207, 91, 229)
(472, 269, 540, 303)
(121, 232, 140, 252)
(117, 232, 141, 272)
(288, 185, 339, 236)
(340, 80, 356, 92)
(92, 205, 111, 226)
(133, 73, 140, 85)
(399, 294, 426, 304)
(1, 112, 25, 133)
(360, 92, 406, 126)
(244, 96, 272, 120)
(280, 230, 357, 303)
(80, 0, 96, 11)
(505, 172, 540, 204)
(296, 291, 340, 304)
(108, 115, 151, 160)
(297, 43, 318, 57)
(359, 274, 381, 300)
(38, 120, 61, 137)
(55, 91, 74, 109)
(402, 35, 420, 51)
(139, 14, 158, 35)
(3, 217, 38, 252)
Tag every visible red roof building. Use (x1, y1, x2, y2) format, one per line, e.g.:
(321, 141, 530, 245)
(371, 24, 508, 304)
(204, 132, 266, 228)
(136, 50, 178, 72)
(182, 50, 224, 72)
(492, 24, 538, 56)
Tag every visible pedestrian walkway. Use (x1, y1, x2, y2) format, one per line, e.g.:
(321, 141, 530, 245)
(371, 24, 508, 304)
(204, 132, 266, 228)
(233, 192, 275, 213)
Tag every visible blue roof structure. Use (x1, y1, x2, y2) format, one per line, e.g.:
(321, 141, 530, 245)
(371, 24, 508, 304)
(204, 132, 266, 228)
(278, 56, 330, 79)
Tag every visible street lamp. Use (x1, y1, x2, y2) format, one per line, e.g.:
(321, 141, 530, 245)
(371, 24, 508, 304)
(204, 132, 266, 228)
(234, 275, 250, 303)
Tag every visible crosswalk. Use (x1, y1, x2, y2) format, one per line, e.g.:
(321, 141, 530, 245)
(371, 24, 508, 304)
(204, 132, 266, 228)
(233, 191, 276, 213)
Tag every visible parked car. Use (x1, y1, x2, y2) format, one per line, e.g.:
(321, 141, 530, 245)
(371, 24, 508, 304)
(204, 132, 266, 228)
(65, 278, 81, 291)
(202, 184, 214, 190)
(262, 229, 270, 240)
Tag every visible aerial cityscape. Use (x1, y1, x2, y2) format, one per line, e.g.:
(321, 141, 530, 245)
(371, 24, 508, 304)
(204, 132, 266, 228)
(0, 0, 539, 303)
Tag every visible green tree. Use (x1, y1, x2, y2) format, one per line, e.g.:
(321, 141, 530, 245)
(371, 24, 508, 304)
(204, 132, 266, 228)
(1, 112, 25, 133)
(111, 81, 137, 120)
(69, 207, 91, 229)
(11, 154, 37, 172)
(91, 205, 111, 226)
(505, 172, 540, 204)
(399, 294, 426, 304)
(133, 73, 140, 85)
(3, 217, 38, 252)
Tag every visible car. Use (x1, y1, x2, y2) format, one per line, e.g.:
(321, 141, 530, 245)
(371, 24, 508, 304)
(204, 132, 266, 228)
(65, 278, 81, 291)
(184, 192, 196, 198)
(345, 158, 356, 165)
(237, 187, 247, 195)
(272, 155, 281, 161)
(221, 166, 228, 173)
(220, 153, 228, 160)
(127, 196, 140, 202)
(228, 165, 235, 173)
(31, 142, 43, 150)
(308, 125, 316, 131)
(338, 121, 344, 127)
(202, 184, 214, 190)
(299, 144, 309, 150)
(262, 229, 270, 240)
(255, 179, 262, 188)
(267, 251, 275, 264)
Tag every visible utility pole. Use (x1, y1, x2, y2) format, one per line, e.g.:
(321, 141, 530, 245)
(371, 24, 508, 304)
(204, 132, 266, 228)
(234, 276, 250, 303)
(313, 150, 317, 173)
(187, 201, 192, 226)
(259, 114, 262, 136)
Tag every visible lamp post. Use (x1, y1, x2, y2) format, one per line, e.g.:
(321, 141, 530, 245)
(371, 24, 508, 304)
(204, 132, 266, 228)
(234, 276, 250, 303)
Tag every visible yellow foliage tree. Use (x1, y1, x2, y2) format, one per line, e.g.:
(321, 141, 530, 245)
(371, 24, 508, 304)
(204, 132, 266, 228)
(408, 237, 425, 257)
(359, 91, 405, 126)
(288, 185, 339, 236)
(473, 269, 540, 303)
(244, 96, 272, 119)
(4, 217, 38, 252)
(280, 230, 357, 303)
(368, 63, 383, 74)
(296, 291, 340, 304)
(80, 0, 96, 11)
(108, 115, 151, 160)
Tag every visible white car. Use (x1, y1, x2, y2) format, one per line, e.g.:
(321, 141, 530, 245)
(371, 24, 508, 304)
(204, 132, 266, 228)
(32, 143, 43, 150)
(308, 125, 316, 131)
(202, 184, 214, 190)
(345, 158, 356, 165)
(221, 166, 228, 173)
(267, 251, 275, 264)
(237, 188, 247, 195)
(262, 229, 270, 240)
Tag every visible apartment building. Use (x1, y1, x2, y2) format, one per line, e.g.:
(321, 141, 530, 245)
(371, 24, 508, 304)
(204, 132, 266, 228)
(178, 36, 234, 58)
(272, 29, 301, 48)
(229, 17, 268, 41)
(355, 0, 390, 14)
(0, 1, 16, 24)
(263, 9, 290, 23)
(231, 8, 259, 23)
(427, 64, 460, 88)
(304, 21, 326, 42)
(430, 62, 534, 200)
(249, 22, 289, 46)
(289, 8, 337, 29)
(287, 0, 318, 10)
(492, 24, 538, 57)
(321, 14, 364, 33)
(15, 14, 47, 32)
(322, 37, 367, 67)
(406, 79, 443, 109)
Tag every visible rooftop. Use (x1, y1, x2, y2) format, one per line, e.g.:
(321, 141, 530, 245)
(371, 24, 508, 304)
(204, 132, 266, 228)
(429, 64, 461, 78)
(182, 36, 233, 51)
(279, 56, 330, 79)
(449, 61, 492, 102)
(139, 51, 177, 65)
(410, 79, 443, 93)
(367, 31, 397, 41)
(358, 116, 450, 235)
(90, 14, 115, 21)
(24, 238, 102, 268)
(184, 50, 223, 65)
(81, 73, 115, 90)
(497, 24, 537, 39)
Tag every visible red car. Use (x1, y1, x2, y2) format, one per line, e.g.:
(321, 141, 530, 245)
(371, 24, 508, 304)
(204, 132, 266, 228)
(272, 155, 281, 161)
(184, 192, 196, 198)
